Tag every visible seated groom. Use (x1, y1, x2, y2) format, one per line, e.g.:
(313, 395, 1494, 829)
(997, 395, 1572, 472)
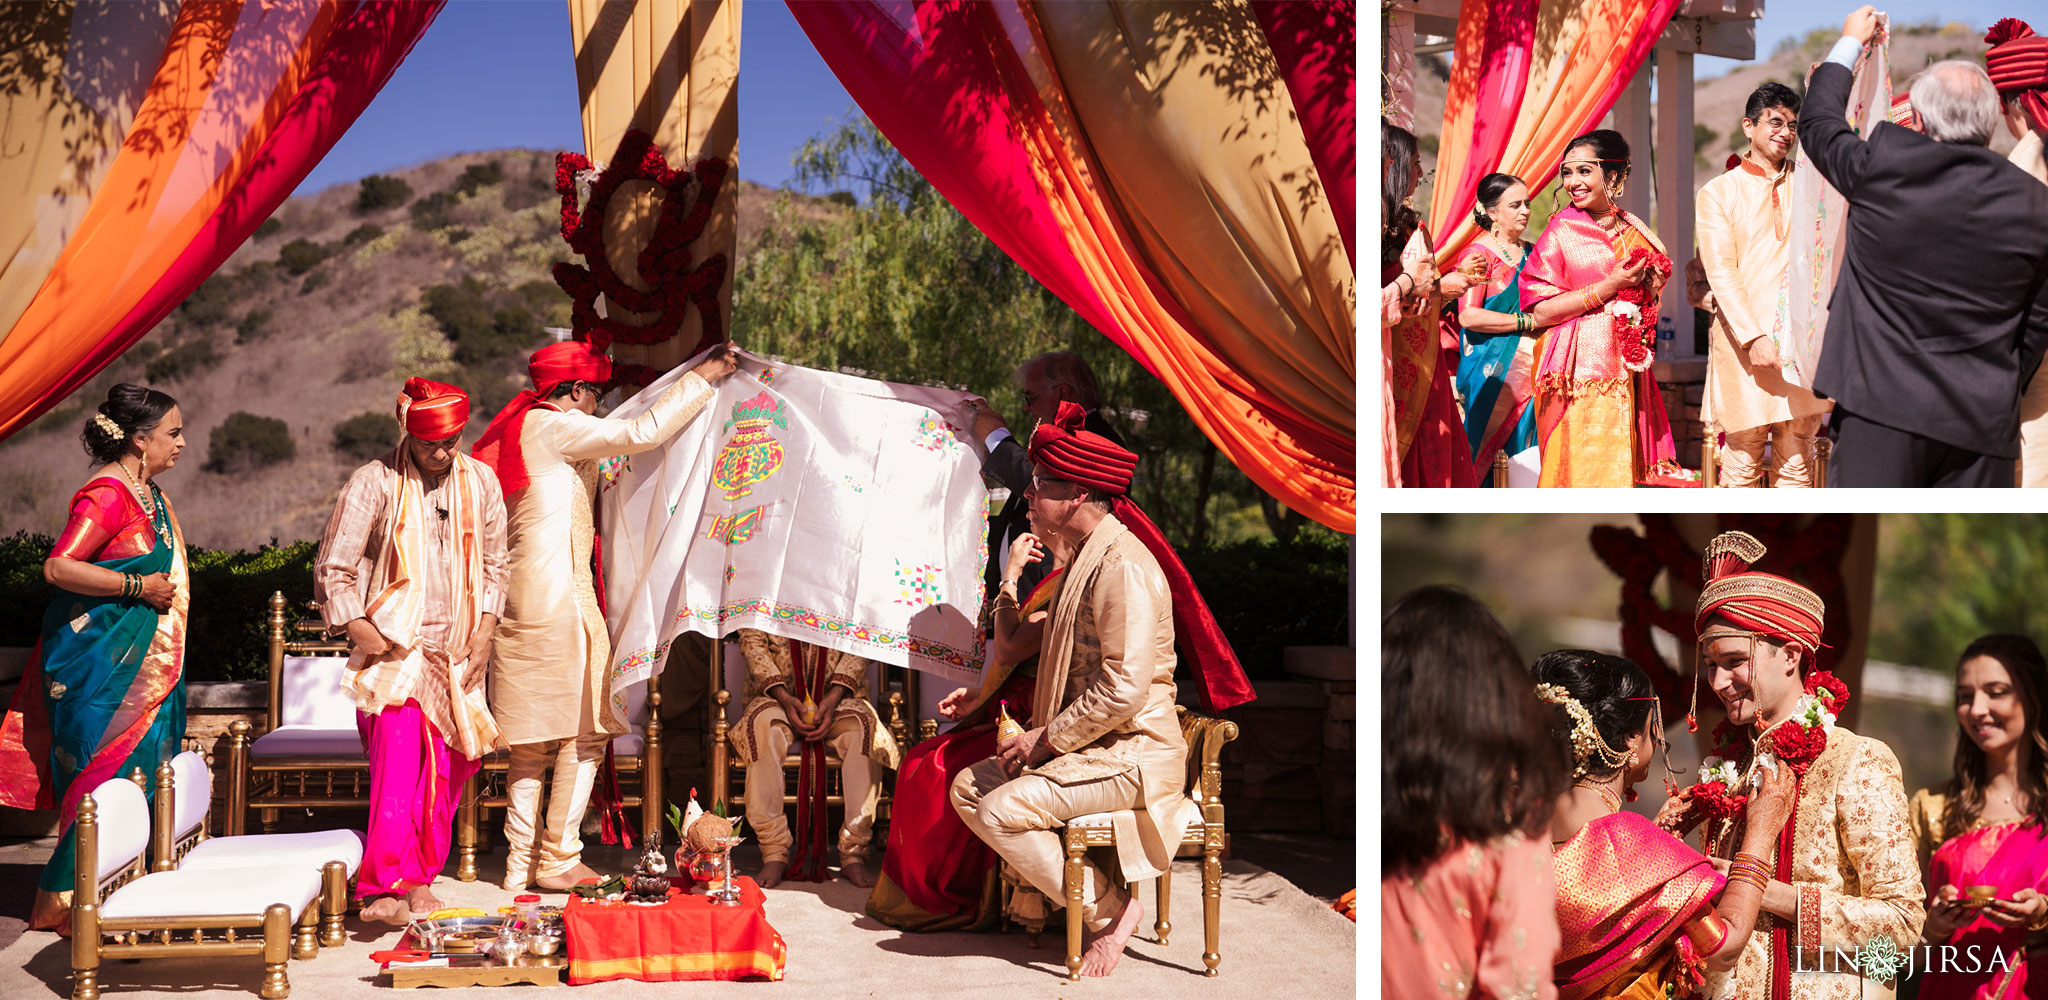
(1803, 6, 2048, 487)
(732, 628, 898, 888)
(951, 403, 1252, 978)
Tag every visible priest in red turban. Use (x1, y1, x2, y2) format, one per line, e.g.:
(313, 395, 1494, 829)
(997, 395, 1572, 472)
(1674, 530, 1922, 999)
(473, 340, 739, 891)
(950, 402, 1253, 980)
(313, 378, 509, 923)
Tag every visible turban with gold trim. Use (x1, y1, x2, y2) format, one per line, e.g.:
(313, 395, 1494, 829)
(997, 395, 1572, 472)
(1693, 530, 1825, 652)
(1987, 18, 2048, 128)
(396, 378, 469, 441)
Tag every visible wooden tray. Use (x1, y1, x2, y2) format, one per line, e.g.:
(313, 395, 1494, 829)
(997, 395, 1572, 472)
(384, 955, 565, 989)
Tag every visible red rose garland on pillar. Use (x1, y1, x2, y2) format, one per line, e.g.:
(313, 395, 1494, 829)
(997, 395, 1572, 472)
(552, 128, 731, 386)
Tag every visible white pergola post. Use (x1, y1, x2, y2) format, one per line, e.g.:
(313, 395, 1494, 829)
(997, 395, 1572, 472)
(1656, 46, 1697, 357)
(1608, 65, 1653, 221)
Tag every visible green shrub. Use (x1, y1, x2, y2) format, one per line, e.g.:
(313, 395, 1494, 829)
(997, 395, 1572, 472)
(356, 174, 413, 213)
(453, 161, 504, 198)
(422, 279, 494, 343)
(254, 218, 283, 240)
(1693, 122, 1717, 151)
(823, 190, 858, 208)
(278, 238, 329, 275)
(204, 411, 295, 474)
(235, 308, 272, 343)
(331, 411, 399, 461)
(409, 191, 457, 230)
(1178, 533, 1349, 681)
(179, 275, 237, 328)
(344, 223, 384, 245)
(0, 533, 320, 683)
(443, 227, 472, 245)
(300, 270, 329, 296)
(145, 338, 219, 382)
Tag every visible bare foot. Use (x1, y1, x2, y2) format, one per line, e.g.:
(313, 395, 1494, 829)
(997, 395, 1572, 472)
(838, 859, 875, 888)
(1080, 895, 1144, 978)
(361, 896, 410, 925)
(757, 860, 787, 889)
(536, 862, 602, 892)
(405, 884, 443, 914)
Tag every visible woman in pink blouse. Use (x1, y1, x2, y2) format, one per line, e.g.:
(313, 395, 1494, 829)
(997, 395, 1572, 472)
(1383, 585, 1568, 999)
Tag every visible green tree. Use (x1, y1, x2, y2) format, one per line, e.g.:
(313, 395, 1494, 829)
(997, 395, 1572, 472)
(453, 160, 504, 198)
(331, 412, 400, 461)
(278, 238, 328, 275)
(145, 338, 219, 382)
(204, 412, 295, 473)
(1872, 514, 2048, 671)
(254, 218, 282, 240)
(1693, 122, 1717, 151)
(356, 174, 413, 213)
(734, 117, 1278, 548)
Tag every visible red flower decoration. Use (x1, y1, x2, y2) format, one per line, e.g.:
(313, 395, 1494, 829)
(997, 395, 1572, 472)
(1692, 780, 1749, 823)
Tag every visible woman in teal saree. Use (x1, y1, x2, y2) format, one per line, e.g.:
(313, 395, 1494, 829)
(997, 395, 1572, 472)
(1452, 173, 1547, 486)
(0, 385, 188, 933)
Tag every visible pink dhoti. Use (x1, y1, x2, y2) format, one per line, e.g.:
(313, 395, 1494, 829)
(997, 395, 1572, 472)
(356, 701, 479, 899)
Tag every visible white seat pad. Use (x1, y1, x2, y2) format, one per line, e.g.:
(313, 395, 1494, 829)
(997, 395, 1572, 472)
(101, 865, 321, 921)
(180, 830, 365, 876)
(1067, 797, 1203, 837)
(250, 725, 365, 759)
(279, 656, 358, 729)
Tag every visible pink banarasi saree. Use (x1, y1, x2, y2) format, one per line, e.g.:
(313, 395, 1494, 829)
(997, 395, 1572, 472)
(1521, 207, 1677, 487)
(1923, 820, 2048, 1000)
(1552, 811, 1725, 1000)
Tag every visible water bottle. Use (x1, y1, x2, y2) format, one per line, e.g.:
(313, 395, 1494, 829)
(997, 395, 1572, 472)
(1656, 316, 1674, 353)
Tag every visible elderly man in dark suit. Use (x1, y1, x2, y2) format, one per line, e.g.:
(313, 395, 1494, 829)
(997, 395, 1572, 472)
(968, 352, 1125, 600)
(1803, 6, 2048, 487)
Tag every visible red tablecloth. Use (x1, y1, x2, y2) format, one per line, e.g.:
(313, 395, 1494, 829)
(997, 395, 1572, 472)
(562, 876, 786, 984)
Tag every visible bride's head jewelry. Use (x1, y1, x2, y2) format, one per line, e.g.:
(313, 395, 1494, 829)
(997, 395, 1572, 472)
(1535, 682, 1632, 777)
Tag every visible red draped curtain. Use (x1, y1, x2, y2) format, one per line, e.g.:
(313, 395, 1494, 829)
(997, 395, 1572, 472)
(788, 0, 1356, 533)
(0, 0, 444, 442)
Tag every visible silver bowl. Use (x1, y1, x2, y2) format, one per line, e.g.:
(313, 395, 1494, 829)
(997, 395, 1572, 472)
(403, 915, 510, 951)
(528, 931, 563, 957)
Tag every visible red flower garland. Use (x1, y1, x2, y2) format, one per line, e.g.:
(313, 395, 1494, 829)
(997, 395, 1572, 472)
(1684, 670, 1849, 831)
(1612, 245, 1672, 372)
(551, 129, 731, 384)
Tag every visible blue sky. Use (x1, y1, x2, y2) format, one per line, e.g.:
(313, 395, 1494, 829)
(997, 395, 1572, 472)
(1696, 0, 2017, 78)
(295, 0, 856, 197)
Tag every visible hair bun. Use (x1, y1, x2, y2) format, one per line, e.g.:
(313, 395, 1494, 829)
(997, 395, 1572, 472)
(92, 409, 124, 440)
(1471, 207, 1493, 230)
(1987, 17, 2036, 47)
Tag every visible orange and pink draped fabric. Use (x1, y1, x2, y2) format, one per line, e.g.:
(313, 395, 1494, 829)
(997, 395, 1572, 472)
(0, 1, 442, 443)
(1427, 0, 1682, 269)
(788, 1, 1356, 532)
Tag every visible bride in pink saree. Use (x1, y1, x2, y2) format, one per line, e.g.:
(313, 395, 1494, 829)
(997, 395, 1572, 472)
(1909, 635, 2048, 1000)
(1533, 649, 1796, 999)
(1520, 130, 1678, 488)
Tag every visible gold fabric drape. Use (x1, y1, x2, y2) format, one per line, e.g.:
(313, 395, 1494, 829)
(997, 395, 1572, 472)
(567, 0, 739, 374)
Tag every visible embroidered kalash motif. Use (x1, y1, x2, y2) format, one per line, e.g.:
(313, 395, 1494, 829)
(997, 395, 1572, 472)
(712, 392, 788, 501)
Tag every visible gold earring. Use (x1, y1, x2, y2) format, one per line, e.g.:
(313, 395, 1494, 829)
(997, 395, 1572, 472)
(1611, 180, 1626, 201)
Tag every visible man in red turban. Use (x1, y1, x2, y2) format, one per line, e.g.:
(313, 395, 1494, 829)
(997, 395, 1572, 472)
(474, 341, 739, 892)
(950, 402, 1252, 978)
(1986, 19, 2048, 485)
(314, 378, 508, 923)
(1671, 530, 1921, 997)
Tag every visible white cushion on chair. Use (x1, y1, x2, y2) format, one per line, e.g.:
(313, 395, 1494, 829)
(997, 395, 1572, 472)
(250, 724, 364, 759)
(169, 750, 212, 842)
(278, 655, 357, 729)
(611, 733, 644, 756)
(86, 776, 151, 882)
(1067, 797, 1203, 838)
(180, 829, 364, 876)
(101, 865, 321, 921)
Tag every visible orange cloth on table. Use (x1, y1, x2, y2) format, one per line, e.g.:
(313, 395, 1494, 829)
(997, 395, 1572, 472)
(562, 876, 786, 984)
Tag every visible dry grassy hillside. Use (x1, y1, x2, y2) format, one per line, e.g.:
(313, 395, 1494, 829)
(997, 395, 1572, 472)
(0, 150, 843, 549)
(1406, 19, 2011, 221)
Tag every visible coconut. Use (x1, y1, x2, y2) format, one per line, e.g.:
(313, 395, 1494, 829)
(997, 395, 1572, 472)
(687, 812, 735, 852)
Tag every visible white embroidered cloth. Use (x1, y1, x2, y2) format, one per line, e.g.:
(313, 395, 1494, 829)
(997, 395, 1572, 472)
(1771, 18, 1891, 387)
(600, 348, 988, 724)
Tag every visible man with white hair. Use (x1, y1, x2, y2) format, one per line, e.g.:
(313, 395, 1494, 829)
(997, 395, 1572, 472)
(1799, 6, 2048, 487)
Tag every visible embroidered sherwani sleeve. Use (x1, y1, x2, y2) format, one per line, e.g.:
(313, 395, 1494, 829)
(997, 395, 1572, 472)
(556, 372, 715, 462)
(1797, 739, 1926, 954)
(739, 629, 788, 696)
(1045, 560, 1160, 754)
(826, 647, 867, 696)
(314, 465, 387, 630)
(476, 468, 508, 620)
(1695, 179, 1768, 348)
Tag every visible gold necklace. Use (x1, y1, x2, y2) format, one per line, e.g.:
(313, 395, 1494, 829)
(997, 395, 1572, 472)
(1487, 232, 1523, 268)
(1574, 781, 1622, 814)
(120, 457, 165, 534)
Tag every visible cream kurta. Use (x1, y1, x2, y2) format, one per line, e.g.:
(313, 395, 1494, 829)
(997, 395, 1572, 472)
(2009, 132, 2048, 487)
(731, 628, 897, 769)
(1697, 155, 1831, 434)
(1029, 515, 1189, 881)
(491, 372, 715, 744)
(1707, 727, 1925, 1000)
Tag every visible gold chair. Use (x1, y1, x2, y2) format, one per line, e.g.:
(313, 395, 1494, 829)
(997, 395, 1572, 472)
(71, 774, 322, 1000)
(223, 593, 362, 838)
(1052, 707, 1240, 982)
(706, 634, 921, 825)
